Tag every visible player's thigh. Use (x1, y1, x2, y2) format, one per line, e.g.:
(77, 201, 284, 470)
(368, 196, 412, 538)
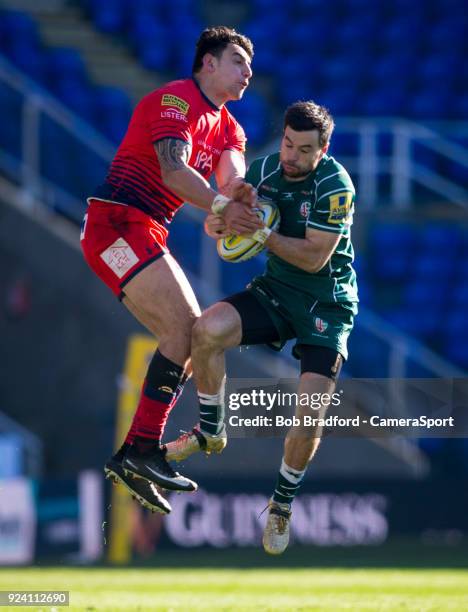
(123, 253, 201, 341)
(221, 290, 282, 346)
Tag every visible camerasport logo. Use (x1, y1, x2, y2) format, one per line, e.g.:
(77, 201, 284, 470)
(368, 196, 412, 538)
(100, 238, 139, 278)
(314, 317, 328, 333)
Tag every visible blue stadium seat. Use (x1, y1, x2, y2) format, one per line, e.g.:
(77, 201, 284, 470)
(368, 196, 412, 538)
(417, 225, 462, 254)
(0, 81, 23, 159)
(411, 254, 453, 280)
(385, 308, 439, 338)
(4, 41, 44, 82)
(250, 47, 280, 75)
(454, 93, 468, 119)
(362, 86, 407, 116)
(55, 79, 96, 122)
(89, 0, 126, 34)
(129, 16, 170, 71)
(443, 316, 468, 367)
(45, 47, 87, 87)
(93, 86, 132, 143)
(282, 19, 329, 54)
(407, 88, 451, 119)
(231, 91, 270, 147)
(381, 16, 423, 50)
(334, 15, 378, 51)
(320, 55, 367, 89)
(404, 281, 445, 309)
(127, 0, 164, 13)
(428, 18, 466, 53)
(370, 224, 416, 281)
(329, 132, 360, 157)
(0, 10, 38, 48)
(347, 330, 388, 377)
(452, 285, 468, 307)
(416, 54, 459, 92)
(40, 116, 73, 191)
(320, 87, 358, 116)
(371, 224, 415, 254)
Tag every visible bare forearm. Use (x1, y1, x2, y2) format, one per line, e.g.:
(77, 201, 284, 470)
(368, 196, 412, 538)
(163, 165, 217, 211)
(265, 232, 325, 273)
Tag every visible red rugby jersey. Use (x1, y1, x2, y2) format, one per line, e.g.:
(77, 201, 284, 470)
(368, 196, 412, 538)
(93, 78, 246, 223)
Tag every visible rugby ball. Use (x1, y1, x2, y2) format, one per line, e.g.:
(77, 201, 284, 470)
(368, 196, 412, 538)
(217, 200, 280, 263)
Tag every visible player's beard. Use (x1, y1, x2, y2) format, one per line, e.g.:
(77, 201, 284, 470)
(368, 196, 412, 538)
(281, 162, 312, 180)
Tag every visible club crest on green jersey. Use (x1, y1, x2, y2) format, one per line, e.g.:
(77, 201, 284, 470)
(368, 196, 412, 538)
(300, 201, 311, 218)
(314, 317, 328, 333)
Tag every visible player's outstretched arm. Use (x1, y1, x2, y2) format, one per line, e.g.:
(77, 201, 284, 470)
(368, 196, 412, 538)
(155, 138, 217, 210)
(215, 150, 257, 208)
(155, 139, 262, 235)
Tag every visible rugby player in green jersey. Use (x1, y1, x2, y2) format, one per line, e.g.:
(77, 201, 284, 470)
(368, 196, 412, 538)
(164, 101, 358, 554)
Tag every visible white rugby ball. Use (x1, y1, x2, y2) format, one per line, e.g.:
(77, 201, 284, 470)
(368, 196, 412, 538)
(217, 200, 280, 263)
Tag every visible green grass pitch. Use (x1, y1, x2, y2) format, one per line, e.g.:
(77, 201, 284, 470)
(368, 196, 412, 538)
(1, 566, 468, 611)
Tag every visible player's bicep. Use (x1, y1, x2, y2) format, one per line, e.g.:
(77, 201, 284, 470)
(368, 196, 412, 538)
(154, 138, 192, 174)
(215, 149, 246, 195)
(305, 226, 341, 269)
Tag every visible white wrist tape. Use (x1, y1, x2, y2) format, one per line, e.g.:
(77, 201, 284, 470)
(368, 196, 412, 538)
(211, 194, 230, 214)
(251, 226, 272, 244)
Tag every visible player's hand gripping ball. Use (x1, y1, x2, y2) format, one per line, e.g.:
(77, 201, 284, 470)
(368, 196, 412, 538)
(217, 200, 280, 263)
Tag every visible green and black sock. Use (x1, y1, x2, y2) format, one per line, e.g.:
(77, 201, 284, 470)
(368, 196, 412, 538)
(198, 378, 226, 436)
(272, 459, 306, 506)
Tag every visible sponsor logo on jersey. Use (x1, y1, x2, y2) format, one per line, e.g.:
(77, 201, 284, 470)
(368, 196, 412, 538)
(194, 149, 213, 174)
(100, 237, 139, 278)
(314, 317, 328, 333)
(161, 94, 190, 114)
(161, 110, 188, 122)
(328, 192, 353, 224)
(260, 185, 278, 193)
(300, 201, 311, 218)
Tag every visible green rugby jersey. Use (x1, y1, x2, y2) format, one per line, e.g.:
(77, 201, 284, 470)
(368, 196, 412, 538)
(245, 152, 358, 304)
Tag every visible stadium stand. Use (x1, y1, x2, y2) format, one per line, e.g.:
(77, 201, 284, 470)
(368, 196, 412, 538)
(0, 0, 466, 373)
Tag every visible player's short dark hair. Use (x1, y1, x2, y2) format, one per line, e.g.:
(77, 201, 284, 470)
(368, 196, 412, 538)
(192, 26, 254, 74)
(284, 101, 335, 147)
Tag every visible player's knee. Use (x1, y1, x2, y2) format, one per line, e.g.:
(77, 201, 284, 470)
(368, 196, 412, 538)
(192, 309, 232, 349)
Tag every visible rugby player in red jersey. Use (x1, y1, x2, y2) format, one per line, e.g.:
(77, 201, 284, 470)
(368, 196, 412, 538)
(80, 26, 262, 514)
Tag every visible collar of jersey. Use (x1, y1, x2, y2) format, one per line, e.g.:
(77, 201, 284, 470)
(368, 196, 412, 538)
(191, 77, 221, 111)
